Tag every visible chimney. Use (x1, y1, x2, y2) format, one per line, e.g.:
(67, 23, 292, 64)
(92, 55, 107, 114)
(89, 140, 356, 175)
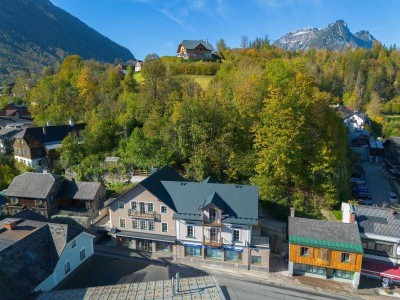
(290, 207, 295, 217)
(3, 220, 17, 230)
(46, 121, 52, 126)
(349, 213, 356, 224)
(69, 117, 74, 126)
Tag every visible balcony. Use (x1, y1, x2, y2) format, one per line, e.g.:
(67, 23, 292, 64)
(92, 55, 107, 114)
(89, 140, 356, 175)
(203, 237, 222, 247)
(128, 209, 160, 220)
(202, 219, 222, 227)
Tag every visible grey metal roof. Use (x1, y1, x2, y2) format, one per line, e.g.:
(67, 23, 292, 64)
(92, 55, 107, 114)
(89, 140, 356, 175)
(356, 205, 400, 238)
(180, 40, 215, 51)
(4, 172, 62, 199)
(62, 180, 103, 200)
(0, 218, 84, 299)
(288, 217, 362, 245)
(162, 181, 259, 225)
(139, 166, 187, 211)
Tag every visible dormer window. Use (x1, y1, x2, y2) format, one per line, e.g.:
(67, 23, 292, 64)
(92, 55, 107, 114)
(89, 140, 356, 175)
(209, 208, 217, 222)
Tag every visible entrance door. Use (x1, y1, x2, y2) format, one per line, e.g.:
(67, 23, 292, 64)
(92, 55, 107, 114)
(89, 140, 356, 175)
(137, 240, 152, 252)
(210, 228, 218, 242)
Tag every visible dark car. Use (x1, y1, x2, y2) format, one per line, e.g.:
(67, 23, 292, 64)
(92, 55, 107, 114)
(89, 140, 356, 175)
(354, 191, 372, 199)
(352, 186, 369, 193)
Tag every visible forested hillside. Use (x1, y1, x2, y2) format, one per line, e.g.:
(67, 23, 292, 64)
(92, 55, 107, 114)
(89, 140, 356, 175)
(0, 0, 134, 79)
(4, 41, 400, 218)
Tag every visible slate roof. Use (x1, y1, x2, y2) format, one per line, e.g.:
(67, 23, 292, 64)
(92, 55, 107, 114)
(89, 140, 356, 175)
(0, 218, 84, 300)
(180, 40, 215, 51)
(288, 217, 363, 253)
(139, 166, 187, 211)
(0, 116, 32, 128)
(162, 181, 259, 225)
(62, 180, 103, 200)
(356, 205, 400, 238)
(22, 123, 85, 145)
(4, 172, 62, 199)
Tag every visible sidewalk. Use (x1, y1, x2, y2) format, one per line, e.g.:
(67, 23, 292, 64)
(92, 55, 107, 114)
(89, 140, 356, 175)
(94, 245, 386, 299)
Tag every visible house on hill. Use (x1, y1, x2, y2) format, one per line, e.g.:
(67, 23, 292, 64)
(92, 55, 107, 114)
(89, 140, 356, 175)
(12, 118, 85, 168)
(177, 40, 214, 59)
(0, 217, 94, 299)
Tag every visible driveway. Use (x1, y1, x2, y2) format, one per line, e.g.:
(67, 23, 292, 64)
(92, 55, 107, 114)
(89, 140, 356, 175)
(361, 162, 392, 206)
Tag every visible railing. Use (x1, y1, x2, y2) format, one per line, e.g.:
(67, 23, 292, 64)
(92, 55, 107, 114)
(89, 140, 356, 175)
(203, 237, 222, 247)
(133, 169, 151, 176)
(128, 209, 160, 220)
(202, 219, 222, 227)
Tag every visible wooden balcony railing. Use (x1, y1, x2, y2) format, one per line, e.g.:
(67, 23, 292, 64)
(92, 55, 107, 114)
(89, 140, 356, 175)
(203, 237, 222, 247)
(128, 209, 160, 220)
(202, 219, 222, 227)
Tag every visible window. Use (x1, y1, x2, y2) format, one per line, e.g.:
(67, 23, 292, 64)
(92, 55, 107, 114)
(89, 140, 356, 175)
(209, 207, 217, 222)
(363, 239, 393, 257)
(139, 202, 146, 214)
(251, 255, 261, 264)
(162, 222, 168, 233)
(71, 240, 76, 248)
(156, 242, 172, 252)
(205, 248, 222, 259)
(34, 199, 41, 206)
(335, 270, 353, 279)
(185, 245, 202, 257)
(341, 253, 351, 262)
(140, 220, 147, 230)
(80, 249, 86, 260)
(161, 205, 167, 214)
(64, 261, 71, 274)
(118, 202, 124, 209)
(132, 219, 138, 229)
(187, 225, 194, 237)
(233, 229, 240, 242)
(119, 218, 126, 228)
(309, 266, 326, 275)
(12, 197, 18, 204)
(147, 202, 154, 212)
(148, 221, 155, 231)
(300, 247, 309, 257)
(225, 250, 242, 262)
(131, 201, 137, 210)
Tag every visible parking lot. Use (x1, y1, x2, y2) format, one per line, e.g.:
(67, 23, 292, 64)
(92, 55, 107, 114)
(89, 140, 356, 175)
(361, 162, 393, 207)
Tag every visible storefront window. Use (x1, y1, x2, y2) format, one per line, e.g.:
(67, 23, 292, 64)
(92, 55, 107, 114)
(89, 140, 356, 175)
(205, 248, 222, 259)
(225, 250, 242, 262)
(308, 266, 326, 275)
(251, 255, 261, 264)
(335, 270, 353, 279)
(156, 242, 172, 252)
(137, 240, 152, 252)
(185, 245, 202, 257)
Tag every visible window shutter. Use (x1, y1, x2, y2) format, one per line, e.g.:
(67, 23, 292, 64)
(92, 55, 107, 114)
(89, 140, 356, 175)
(350, 253, 357, 264)
(337, 252, 343, 262)
(296, 246, 301, 256)
(326, 250, 331, 261)
(308, 247, 314, 258)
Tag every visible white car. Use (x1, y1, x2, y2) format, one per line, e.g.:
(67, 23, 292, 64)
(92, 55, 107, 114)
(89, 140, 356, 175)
(350, 177, 365, 185)
(387, 192, 398, 204)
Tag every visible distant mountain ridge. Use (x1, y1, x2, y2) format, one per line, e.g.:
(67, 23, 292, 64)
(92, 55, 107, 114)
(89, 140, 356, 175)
(0, 0, 134, 79)
(274, 20, 378, 51)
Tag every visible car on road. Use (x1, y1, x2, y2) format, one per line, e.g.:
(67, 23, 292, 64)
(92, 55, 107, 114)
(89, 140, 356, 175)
(350, 177, 365, 185)
(387, 192, 398, 204)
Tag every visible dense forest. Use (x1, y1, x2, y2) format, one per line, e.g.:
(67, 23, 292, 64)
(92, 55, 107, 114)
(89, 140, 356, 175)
(2, 40, 400, 218)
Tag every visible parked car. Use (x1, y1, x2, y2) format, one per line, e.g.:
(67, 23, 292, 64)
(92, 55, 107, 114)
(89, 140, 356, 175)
(350, 177, 365, 185)
(387, 192, 398, 204)
(358, 199, 373, 206)
(354, 191, 372, 199)
(352, 186, 369, 193)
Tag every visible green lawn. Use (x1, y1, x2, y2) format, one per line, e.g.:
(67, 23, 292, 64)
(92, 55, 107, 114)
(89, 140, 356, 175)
(189, 75, 214, 90)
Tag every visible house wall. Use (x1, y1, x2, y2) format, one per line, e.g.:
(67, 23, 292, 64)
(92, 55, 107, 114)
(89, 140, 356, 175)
(289, 244, 362, 273)
(34, 232, 94, 292)
(109, 185, 176, 237)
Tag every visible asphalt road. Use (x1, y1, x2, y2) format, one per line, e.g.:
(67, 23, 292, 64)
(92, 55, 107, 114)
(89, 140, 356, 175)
(361, 162, 392, 206)
(58, 255, 357, 300)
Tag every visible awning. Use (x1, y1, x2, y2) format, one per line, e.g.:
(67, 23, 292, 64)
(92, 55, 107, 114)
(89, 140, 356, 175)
(223, 246, 243, 252)
(115, 230, 176, 243)
(183, 243, 202, 248)
(362, 259, 400, 281)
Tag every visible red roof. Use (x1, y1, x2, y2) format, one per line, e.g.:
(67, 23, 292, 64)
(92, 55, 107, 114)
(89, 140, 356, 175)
(362, 258, 400, 280)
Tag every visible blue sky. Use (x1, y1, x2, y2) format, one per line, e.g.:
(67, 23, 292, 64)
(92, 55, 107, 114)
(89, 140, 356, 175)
(50, 0, 400, 60)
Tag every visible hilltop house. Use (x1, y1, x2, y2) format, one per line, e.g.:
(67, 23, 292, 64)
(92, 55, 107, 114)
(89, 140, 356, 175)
(342, 203, 400, 282)
(334, 105, 370, 133)
(108, 166, 270, 271)
(288, 215, 363, 288)
(4, 172, 105, 218)
(0, 217, 94, 299)
(12, 119, 85, 168)
(177, 40, 214, 59)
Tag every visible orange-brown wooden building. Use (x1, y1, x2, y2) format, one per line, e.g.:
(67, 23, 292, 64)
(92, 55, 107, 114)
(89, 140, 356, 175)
(288, 216, 363, 288)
